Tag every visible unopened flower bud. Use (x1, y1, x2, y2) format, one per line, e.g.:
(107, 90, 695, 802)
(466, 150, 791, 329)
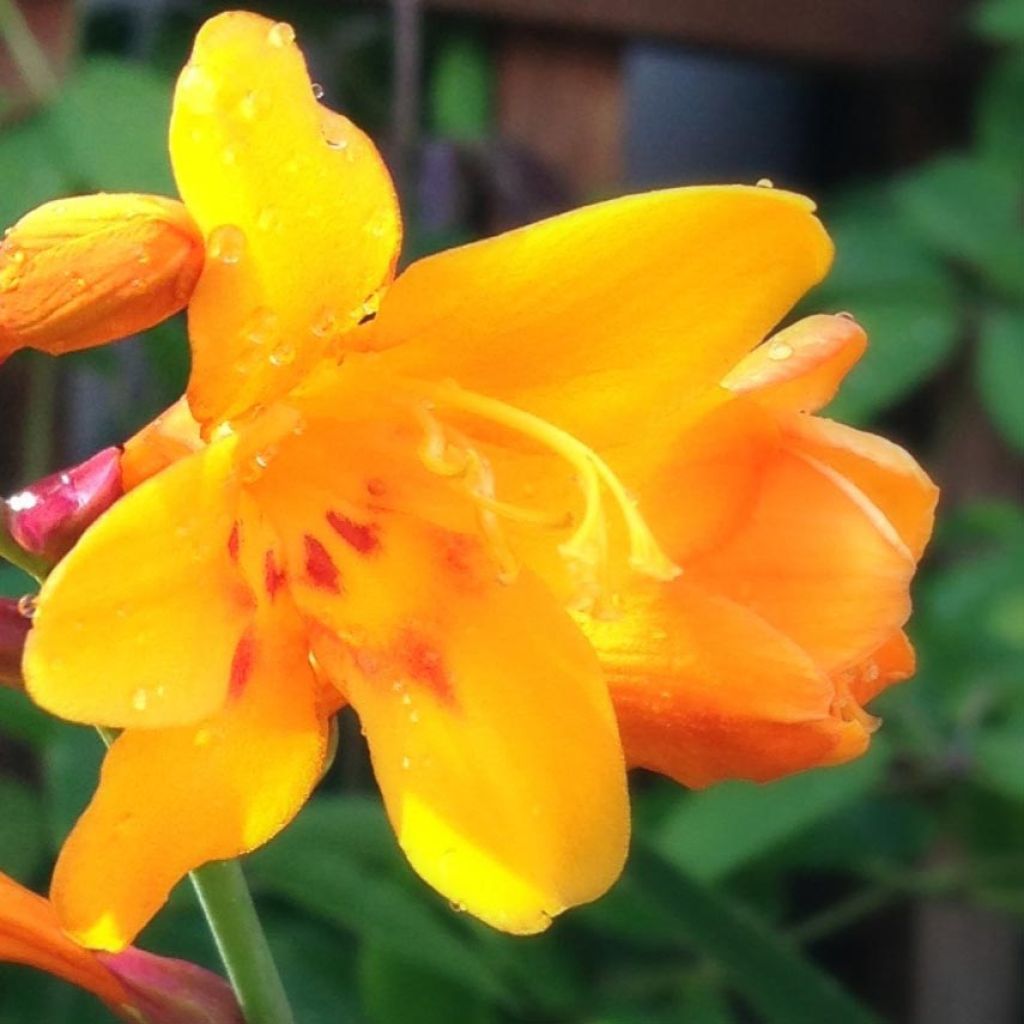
(3, 447, 123, 567)
(100, 947, 243, 1024)
(0, 193, 204, 360)
(0, 599, 30, 689)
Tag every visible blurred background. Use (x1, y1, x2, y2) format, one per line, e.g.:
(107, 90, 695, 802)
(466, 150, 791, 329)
(0, 1, 1022, 1022)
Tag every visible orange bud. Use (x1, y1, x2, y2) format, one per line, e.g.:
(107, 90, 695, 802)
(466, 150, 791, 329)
(0, 193, 204, 360)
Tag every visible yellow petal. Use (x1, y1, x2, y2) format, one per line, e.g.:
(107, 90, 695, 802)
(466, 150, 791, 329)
(251, 433, 629, 931)
(374, 186, 832, 448)
(722, 313, 867, 412)
(585, 579, 869, 787)
(170, 11, 401, 429)
(51, 601, 327, 950)
(0, 194, 202, 360)
(24, 439, 254, 728)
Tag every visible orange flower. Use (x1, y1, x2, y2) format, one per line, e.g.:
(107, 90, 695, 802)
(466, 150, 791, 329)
(0, 871, 241, 1023)
(13, 11, 935, 950)
(0, 194, 203, 361)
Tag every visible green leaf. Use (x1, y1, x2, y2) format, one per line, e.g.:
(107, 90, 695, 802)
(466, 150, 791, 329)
(976, 308, 1024, 451)
(358, 941, 498, 1024)
(247, 796, 510, 1004)
(897, 156, 1024, 300)
(0, 688, 54, 749)
(0, 115, 69, 227)
(429, 29, 493, 141)
(973, 0, 1024, 43)
(653, 747, 888, 882)
(41, 724, 103, 850)
(977, 53, 1024, 172)
(51, 58, 175, 193)
(0, 776, 46, 883)
(975, 728, 1024, 800)
(0, 564, 32, 598)
(808, 197, 960, 421)
(626, 845, 882, 1024)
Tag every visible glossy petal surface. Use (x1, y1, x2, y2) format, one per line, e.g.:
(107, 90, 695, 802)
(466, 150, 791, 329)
(252, 433, 629, 933)
(51, 600, 327, 950)
(170, 11, 401, 428)
(375, 186, 832, 448)
(24, 440, 253, 728)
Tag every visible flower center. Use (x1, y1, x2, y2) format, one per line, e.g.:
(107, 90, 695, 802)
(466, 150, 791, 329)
(407, 378, 680, 615)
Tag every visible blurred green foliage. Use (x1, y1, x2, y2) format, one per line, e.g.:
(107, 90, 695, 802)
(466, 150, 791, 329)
(0, 1, 1022, 1023)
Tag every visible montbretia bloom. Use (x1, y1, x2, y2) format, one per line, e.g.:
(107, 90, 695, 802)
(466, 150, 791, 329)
(12, 11, 935, 950)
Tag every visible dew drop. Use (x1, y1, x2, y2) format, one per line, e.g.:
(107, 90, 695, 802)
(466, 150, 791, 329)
(222, 146, 239, 167)
(837, 310, 857, 321)
(194, 729, 212, 747)
(312, 82, 324, 99)
(448, 900, 466, 913)
(256, 207, 279, 232)
(242, 308, 278, 347)
(10, 249, 25, 265)
(400, 693, 412, 706)
(267, 21, 295, 47)
(322, 121, 350, 152)
(409, 710, 421, 724)
(767, 341, 793, 361)
(269, 342, 295, 367)
(179, 64, 217, 114)
(208, 225, 246, 265)
(756, 177, 775, 188)
(16, 594, 37, 618)
(311, 306, 338, 338)
(238, 89, 268, 122)
(401, 756, 412, 770)
(365, 212, 390, 239)
(131, 688, 149, 712)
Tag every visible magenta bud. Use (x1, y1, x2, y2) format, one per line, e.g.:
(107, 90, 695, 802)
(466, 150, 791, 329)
(99, 947, 243, 1024)
(3, 447, 123, 567)
(0, 598, 30, 688)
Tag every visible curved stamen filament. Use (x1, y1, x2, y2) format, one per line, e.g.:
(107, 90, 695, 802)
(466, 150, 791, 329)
(409, 379, 681, 608)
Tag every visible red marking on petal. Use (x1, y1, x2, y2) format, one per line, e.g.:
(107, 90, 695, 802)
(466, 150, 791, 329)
(304, 534, 341, 592)
(227, 521, 241, 562)
(326, 510, 380, 555)
(264, 549, 286, 598)
(229, 629, 255, 699)
(366, 478, 386, 497)
(399, 631, 453, 704)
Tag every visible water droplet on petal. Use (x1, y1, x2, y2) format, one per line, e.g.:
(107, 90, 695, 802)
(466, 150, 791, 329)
(16, 594, 37, 618)
(131, 688, 149, 712)
(756, 177, 774, 188)
(257, 207, 280, 232)
(269, 343, 295, 367)
(208, 225, 246, 265)
(768, 341, 793, 361)
(837, 310, 857, 321)
(312, 82, 324, 100)
(179, 63, 217, 114)
(267, 21, 295, 47)
(311, 306, 338, 338)
(401, 756, 412, 770)
(242, 308, 278, 347)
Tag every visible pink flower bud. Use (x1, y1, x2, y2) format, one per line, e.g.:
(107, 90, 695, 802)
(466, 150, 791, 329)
(3, 446, 123, 567)
(0, 598, 30, 688)
(100, 947, 243, 1024)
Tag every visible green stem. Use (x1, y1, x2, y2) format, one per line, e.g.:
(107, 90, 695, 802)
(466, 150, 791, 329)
(0, 0, 60, 102)
(0, 517, 48, 582)
(190, 861, 297, 1024)
(21, 354, 58, 482)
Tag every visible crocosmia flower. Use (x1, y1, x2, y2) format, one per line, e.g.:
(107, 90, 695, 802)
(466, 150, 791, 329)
(11, 11, 936, 949)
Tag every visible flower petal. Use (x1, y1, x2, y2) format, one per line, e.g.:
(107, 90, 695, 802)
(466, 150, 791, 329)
(0, 872, 128, 1011)
(24, 439, 254, 728)
(779, 413, 938, 559)
(51, 601, 328, 950)
(374, 186, 832, 448)
(722, 313, 867, 412)
(840, 629, 916, 706)
(686, 442, 917, 674)
(583, 579, 869, 787)
(170, 11, 401, 429)
(121, 397, 204, 490)
(254, 435, 629, 932)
